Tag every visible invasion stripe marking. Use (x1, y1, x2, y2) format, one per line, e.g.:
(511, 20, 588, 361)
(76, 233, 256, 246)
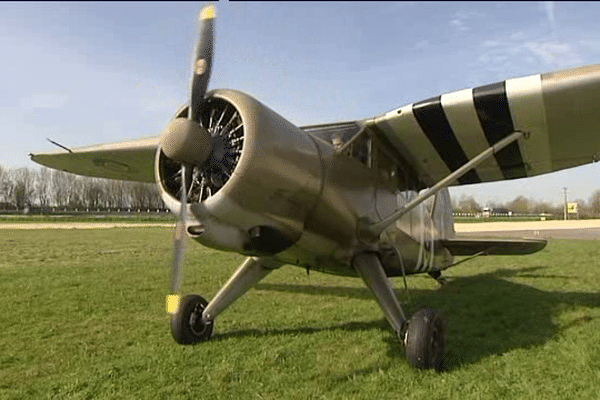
(375, 104, 451, 188)
(505, 74, 551, 176)
(473, 81, 528, 180)
(441, 89, 505, 182)
(413, 97, 481, 185)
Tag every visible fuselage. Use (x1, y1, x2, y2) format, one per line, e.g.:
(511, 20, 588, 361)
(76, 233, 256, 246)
(156, 89, 455, 277)
(271, 131, 455, 277)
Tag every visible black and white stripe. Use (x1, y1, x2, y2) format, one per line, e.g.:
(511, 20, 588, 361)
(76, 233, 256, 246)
(472, 82, 528, 180)
(412, 96, 481, 185)
(374, 76, 540, 187)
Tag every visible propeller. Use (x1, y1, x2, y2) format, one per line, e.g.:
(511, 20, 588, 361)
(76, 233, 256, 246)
(166, 5, 216, 314)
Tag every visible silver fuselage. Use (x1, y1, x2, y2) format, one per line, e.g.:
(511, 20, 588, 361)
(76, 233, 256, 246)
(157, 90, 454, 277)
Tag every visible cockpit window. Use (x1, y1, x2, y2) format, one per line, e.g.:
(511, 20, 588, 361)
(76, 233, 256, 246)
(301, 121, 371, 166)
(301, 122, 361, 147)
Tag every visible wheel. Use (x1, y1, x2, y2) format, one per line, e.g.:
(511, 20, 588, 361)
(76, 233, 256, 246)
(404, 308, 446, 371)
(170, 294, 214, 344)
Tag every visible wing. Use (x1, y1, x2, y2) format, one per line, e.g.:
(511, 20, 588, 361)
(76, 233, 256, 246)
(30, 136, 159, 182)
(364, 63, 600, 188)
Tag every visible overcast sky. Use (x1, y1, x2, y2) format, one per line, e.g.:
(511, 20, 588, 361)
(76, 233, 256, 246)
(2, 1, 600, 205)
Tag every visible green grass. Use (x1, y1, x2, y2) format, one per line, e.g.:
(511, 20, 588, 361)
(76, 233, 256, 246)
(1, 228, 600, 399)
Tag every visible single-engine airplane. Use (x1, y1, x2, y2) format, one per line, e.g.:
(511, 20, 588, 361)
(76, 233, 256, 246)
(30, 6, 600, 370)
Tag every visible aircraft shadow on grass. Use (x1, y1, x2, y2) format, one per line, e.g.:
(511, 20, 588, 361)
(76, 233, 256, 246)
(211, 266, 600, 371)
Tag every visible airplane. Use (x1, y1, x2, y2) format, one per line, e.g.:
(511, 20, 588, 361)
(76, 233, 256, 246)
(29, 5, 600, 371)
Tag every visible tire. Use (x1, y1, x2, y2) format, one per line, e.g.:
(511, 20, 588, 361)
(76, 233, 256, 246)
(405, 308, 446, 371)
(170, 294, 214, 345)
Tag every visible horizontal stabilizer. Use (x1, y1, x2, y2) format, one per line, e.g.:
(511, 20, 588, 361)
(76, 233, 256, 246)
(440, 237, 547, 256)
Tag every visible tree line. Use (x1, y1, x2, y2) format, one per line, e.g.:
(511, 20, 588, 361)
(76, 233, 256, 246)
(0, 165, 164, 212)
(454, 192, 600, 217)
(4, 163, 600, 217)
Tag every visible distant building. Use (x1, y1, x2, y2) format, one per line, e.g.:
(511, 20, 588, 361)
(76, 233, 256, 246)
(482, 207, 510, 218)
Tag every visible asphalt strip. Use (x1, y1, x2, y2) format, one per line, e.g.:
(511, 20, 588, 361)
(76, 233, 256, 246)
(454, 219, 600, 232)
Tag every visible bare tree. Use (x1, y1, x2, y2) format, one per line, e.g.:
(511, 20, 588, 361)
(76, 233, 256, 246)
(485, 200, 505, 210)
(589, 190, 600, 216)
(456, 194, 481, 213)
(0, 164, 13, 205)
(531, 199, 555, 215)
(507, 195, 530, 214)
(11, 168, 35, 210)
(82, 178, 105, 209)
(51, 170, 73, 208)
(0, 164, 166, 212)
(105, 179, 126, 209)
(35, 167, 53, 210)
(129, 182, 162, 209)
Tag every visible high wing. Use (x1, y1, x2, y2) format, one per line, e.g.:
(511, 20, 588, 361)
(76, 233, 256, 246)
(364, 63, 600, 188)
(30, 63, 600, 189)
(30, 136, 159, 182)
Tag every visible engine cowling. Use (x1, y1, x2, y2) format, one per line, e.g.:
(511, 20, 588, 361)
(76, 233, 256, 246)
(155, 89, 322, 256)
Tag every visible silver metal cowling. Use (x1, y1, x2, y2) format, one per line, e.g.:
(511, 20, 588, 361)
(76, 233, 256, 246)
(156, 89, 322, 255)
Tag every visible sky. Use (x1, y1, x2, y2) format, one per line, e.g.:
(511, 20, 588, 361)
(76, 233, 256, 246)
(2, 1, 600, 206)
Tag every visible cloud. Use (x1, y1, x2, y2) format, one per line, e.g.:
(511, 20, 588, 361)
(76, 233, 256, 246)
(510, 31, 526, 40)
(449, 10, 484, 32)
(523, 40, 583, 66)
(542, 1, 558, 39)
(544, 1, 555, 25)
(412, 39, 429, 50)
(449, 18, 468, 32)
(19, 93, 69, 109)
(482, 40, 499, 47)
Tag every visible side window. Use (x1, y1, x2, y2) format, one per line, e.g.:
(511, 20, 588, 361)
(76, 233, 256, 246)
(351, 132, 371, 166)
(376, 143, 400, 191)
(331, 128, 372, 168)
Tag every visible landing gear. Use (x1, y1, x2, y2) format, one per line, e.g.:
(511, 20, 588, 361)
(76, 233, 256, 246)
(428, 270, 448, 285)
(353, 252, 447, 371)
(404, 308, 446, 371)
(170, 257, 275, 345)
(170, 294, 214, 344)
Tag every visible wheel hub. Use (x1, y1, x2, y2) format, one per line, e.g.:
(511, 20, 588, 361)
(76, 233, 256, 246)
(189, 304, 210, 336)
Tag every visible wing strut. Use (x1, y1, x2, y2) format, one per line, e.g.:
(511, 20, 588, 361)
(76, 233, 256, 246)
(363, 130, 525, 239)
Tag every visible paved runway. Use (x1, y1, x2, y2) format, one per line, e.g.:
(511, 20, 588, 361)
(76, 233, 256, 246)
(455, 219, 600, 240)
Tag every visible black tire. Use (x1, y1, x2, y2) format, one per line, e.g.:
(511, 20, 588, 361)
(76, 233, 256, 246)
(405, 308, 446, 371)
(170, 294, 214, 345)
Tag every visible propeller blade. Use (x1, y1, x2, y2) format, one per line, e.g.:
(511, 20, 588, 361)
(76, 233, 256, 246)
(189, 5, 216, 122)
(170, 165, 190, 295)
(167, 6, 216, 313)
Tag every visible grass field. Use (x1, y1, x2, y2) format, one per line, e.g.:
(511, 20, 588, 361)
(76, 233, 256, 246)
(1, 227, 600, 399)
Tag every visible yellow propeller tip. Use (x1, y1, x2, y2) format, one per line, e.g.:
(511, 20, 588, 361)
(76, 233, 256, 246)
(166, 294, 181, 314)
(201, 5, 217, 20)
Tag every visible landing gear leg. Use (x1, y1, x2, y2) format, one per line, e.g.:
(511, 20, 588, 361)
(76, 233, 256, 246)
(169, 257, 277, 345)
(353, 251, 446, 370)
(201, 257, 278, 323)
(353, 252, 406, 335)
